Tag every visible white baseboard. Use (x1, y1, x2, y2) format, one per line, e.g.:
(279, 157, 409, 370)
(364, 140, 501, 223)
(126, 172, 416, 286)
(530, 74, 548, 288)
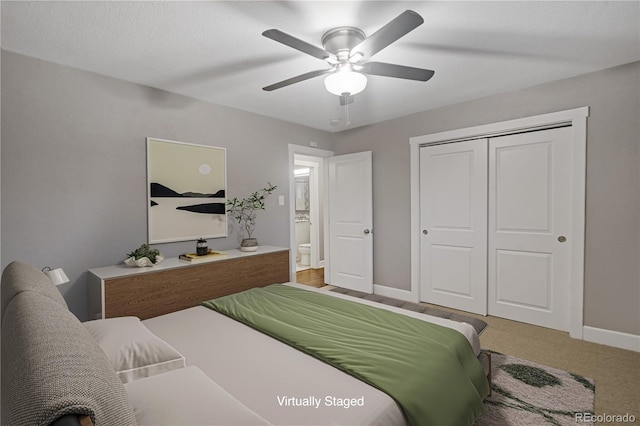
(583, 326, 640, 352)
(372, 286, 640, 353)
(373, 284, 419, 303)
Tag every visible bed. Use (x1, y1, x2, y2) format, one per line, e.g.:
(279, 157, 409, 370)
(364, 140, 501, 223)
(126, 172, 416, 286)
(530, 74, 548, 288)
(143, 282, 487, 425)
(1, 261, 489, 426)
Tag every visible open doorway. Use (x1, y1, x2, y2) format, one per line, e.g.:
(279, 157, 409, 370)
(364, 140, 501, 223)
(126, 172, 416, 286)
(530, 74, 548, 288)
(293, 163, 313, 271)
(288, 145, 333, 284)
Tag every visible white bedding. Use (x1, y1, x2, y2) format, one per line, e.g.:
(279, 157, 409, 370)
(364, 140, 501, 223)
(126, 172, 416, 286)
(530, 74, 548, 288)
(125, 366, 272, 425)
(143, 283, 481, 425)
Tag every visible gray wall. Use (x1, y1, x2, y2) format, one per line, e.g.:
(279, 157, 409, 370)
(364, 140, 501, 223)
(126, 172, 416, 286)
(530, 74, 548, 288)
(2, 49, 638, 336)
(1, 50, 331, 321)
(332, 61, 640, 336)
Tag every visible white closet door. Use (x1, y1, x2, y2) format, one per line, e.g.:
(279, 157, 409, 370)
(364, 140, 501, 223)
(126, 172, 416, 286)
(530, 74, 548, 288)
(419, 140, 488, 314)
(488, 127, 572, 331)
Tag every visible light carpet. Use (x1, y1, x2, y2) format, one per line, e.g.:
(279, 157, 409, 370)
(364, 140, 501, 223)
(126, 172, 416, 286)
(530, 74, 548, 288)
(476, 351, 595, 426)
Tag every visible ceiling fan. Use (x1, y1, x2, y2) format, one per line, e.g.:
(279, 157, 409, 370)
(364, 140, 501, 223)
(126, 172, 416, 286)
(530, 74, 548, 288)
(262, 10, 435, 104)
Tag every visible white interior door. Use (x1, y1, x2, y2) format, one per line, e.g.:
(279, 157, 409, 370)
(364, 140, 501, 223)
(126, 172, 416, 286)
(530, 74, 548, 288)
(326, 151, 373, 293)
(419, 140, 488, 314)
(488, 127, 572, 331)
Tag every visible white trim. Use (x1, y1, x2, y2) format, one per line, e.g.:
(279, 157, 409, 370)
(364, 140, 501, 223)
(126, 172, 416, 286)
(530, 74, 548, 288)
(569, 115, 587, 339)
(583, 326, 640, 353)
(374, 284, 419, 303)
(288, 144, 333, 282)
(409, 141, 421, 303)
(409, 107, 589, 338)
(409, 107, 589, 147)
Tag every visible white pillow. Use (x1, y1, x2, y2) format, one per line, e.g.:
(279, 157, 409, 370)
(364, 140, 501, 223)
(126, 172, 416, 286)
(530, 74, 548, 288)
(83, 316, 186, 383)
(125, 366, 271, 425)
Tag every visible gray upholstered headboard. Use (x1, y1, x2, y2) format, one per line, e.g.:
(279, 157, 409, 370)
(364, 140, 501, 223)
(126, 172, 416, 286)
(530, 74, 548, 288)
(1, 261, 137, 426)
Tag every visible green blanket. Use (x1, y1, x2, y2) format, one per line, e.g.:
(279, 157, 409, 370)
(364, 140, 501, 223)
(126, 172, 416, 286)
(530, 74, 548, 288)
(203, 285, 488, 426)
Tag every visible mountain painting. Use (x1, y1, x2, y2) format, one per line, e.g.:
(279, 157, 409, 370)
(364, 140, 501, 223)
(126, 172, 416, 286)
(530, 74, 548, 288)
(147, 138, 227, 243)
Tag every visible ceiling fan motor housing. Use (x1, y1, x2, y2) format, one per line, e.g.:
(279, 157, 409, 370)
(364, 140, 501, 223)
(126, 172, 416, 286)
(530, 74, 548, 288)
(321, 27, 365, 60)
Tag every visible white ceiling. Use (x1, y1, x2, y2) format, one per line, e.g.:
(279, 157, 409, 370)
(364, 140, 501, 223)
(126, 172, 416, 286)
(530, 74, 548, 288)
(2, 1, 639, 132)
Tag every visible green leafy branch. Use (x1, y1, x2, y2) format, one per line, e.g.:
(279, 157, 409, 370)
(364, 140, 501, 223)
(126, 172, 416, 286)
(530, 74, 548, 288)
(226, 182, 277, 239)
(126, 244, 161, 264)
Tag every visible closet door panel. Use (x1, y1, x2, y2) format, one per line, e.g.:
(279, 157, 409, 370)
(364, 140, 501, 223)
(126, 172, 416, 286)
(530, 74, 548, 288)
(431, 245, 473, 295)
(488, 127, 572, 331)
(494, 142, 552, 232)
(419, 139, 488, 315)
(495, 250, 551, 309)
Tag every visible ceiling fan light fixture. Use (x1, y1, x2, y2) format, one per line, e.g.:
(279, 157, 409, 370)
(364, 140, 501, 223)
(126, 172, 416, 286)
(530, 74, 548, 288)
(324, 69, 367, 96)
(349, 52, 365, 63)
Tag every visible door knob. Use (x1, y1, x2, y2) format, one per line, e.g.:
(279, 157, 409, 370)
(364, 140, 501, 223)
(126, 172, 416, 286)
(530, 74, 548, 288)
(558, 236, 567, 243)
(364, 229, 371, 235)
(422, 229, 429, 235)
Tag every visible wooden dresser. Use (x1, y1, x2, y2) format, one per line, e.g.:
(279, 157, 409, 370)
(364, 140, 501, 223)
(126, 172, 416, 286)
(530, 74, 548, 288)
(87, 246, 289, 320)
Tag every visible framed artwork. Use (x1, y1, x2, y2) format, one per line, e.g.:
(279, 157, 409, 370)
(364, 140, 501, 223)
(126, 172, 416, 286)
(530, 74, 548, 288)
(147, 138, 227, 243)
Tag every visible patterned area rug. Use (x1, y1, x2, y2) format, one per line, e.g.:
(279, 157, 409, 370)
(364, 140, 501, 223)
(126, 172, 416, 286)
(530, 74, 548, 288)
(476, 351, 595, 426)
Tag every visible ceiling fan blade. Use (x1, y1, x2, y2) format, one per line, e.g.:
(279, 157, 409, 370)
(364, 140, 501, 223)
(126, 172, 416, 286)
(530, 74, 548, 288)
(263, 29, 337, 62)
(262, 69, 334, 91)
(360, 62, 434, 81)
(349, 10, 423, 60)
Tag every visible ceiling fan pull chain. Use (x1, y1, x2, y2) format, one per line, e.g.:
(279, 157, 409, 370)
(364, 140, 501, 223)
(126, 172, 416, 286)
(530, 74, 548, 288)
(344, 95, 351, 126)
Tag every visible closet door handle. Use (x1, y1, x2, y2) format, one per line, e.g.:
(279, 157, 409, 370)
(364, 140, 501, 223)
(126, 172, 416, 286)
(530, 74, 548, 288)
(422, 229, 429, 235)
(364, 229, 371, 235)
(558, 235, 567, 243)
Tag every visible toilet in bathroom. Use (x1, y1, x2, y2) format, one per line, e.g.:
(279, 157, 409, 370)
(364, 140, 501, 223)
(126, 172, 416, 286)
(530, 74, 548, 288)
(298, 243, 311, 266)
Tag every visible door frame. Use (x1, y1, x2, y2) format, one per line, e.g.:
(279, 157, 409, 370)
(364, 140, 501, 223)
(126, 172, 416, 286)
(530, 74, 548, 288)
(288, 144, 334, 282)
(409, 107, 589, 339)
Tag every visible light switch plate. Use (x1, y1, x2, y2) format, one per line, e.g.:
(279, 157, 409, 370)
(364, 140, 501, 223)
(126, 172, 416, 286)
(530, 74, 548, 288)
(278, 195, 285, 206)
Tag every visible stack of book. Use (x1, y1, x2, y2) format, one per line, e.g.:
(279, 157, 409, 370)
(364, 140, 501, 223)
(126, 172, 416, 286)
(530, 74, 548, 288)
(179, 250, 228, 263)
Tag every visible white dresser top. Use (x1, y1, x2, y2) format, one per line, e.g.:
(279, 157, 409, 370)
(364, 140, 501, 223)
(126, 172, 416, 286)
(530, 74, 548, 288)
(88, 245, 289, 280)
